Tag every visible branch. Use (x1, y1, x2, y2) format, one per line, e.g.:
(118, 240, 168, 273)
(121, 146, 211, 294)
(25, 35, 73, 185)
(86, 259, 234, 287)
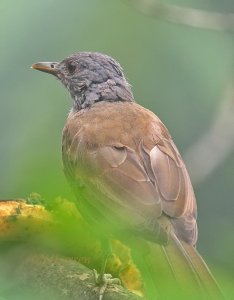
(0, 199, 143, 299)
(9, 254, 141, 300)
(125, 0, 234, 31)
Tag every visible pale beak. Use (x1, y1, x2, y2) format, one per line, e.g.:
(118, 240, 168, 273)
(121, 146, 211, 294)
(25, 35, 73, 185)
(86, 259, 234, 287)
(31, 62, 59, 76)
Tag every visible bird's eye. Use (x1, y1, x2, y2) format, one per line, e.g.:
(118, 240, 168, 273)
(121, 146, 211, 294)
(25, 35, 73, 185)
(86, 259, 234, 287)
(66, 62, 76, 74)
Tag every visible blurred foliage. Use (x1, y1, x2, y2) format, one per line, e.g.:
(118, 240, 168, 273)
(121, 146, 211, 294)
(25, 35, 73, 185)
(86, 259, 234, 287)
(0, 198, 143, 299)
(0, 0, 234, 297)
(0, 198, 224, 299)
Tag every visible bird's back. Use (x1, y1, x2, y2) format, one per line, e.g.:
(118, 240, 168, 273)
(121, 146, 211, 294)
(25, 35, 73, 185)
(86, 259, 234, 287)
(62, 101, 197, 246)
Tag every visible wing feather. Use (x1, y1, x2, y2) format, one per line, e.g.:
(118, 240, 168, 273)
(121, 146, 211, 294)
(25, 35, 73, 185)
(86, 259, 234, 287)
(62, 105, 197, 244)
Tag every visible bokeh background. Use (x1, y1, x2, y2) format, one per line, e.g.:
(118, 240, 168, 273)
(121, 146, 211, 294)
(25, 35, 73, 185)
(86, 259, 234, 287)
(1, 0, 234, 296)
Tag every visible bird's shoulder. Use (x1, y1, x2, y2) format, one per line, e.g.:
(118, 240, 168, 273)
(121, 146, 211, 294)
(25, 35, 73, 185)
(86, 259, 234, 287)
(62, 101, 171, 150)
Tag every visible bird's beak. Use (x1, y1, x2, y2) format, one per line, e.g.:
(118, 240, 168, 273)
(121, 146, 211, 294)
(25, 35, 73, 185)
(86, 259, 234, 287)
(31, 62, 59, 76)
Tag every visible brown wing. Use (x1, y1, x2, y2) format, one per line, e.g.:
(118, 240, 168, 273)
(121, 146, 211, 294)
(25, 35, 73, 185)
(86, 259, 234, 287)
(63, 139, 197, 245)
(62, 139, 163, 224)
(62, 103, 197, 245)
(140, 139, 197, 245)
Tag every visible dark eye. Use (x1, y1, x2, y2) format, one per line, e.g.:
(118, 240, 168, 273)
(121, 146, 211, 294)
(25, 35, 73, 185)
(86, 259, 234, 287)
(66, 62, 76, 74)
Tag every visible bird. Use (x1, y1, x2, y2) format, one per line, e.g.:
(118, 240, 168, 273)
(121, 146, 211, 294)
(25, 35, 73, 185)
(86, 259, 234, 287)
(32, 52, 223, 300)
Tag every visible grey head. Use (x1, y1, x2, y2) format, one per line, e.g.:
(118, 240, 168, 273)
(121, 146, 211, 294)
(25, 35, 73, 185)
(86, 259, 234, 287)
(32, 52, 134, 110)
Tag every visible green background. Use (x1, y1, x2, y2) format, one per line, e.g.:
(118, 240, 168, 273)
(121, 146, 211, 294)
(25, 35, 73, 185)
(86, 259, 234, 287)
(1, 0, 234, 296)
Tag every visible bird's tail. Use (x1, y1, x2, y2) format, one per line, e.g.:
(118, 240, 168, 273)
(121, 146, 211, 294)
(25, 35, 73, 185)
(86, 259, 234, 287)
(131, 233, 224, 300)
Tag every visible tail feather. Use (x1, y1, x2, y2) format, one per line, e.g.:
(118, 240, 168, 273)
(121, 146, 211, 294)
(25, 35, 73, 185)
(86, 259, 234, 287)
(142, 242, 178, 299)
(131, 235, 224, 300)
(161, 235, 205, 298)
(181, 239, 224, 299)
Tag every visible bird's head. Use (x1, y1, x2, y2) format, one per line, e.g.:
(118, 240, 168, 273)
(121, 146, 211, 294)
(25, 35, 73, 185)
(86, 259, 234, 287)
(32, 52, 134, 110)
